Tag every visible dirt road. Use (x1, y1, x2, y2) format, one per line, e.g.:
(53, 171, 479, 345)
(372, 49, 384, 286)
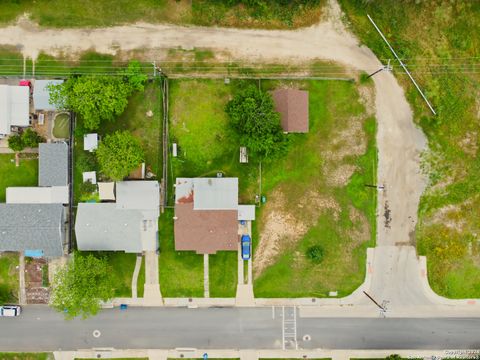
(0, 1, 433, 307)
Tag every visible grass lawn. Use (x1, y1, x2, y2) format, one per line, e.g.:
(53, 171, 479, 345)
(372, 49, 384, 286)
(0, 253, 19, 303)
(76, 359, 147, 360)
(339, 1, 480, 298)
(0, 154, 38, 202)
(80, 252, 136, 298)
(0, 1, 325, 29)
(253, 79, 376, 298)
(101, 80, 162, 176)
(209, 251, 238, 297)
(159, 209, 203, 298)
(73, 79, 162, 202)
(52, 113, 70, 139)
(0, 353, 53, 360)
(137, 255, 145, 298)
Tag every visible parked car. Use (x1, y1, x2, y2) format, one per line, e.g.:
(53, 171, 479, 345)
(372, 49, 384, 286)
(0, 305, 21, 317)
(241, 234, 251, 260)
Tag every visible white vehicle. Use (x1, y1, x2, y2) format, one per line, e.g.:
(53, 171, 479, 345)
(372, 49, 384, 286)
(0, 305, 21, 317)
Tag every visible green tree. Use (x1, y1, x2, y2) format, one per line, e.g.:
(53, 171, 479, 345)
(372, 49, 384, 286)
(225, 85, 288, 160)
(48, 75, 132, 131)
(50, 253, 114, 319)
(96, 131, 144, 181)
(21, 128, 45, 148)
(8, 134, 24, 152)
(123, 60, 148, 92)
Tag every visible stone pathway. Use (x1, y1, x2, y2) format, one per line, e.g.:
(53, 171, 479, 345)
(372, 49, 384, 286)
(204, 254, 209, 298)
(131, 254, 143, 299)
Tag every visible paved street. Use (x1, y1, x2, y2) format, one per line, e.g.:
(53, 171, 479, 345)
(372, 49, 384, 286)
(1, 306, 479, 351)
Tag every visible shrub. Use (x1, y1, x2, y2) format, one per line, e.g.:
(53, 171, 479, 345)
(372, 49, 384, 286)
(306, 245, 324, 264)
(8, 134, 24, 152)
(22, 128, 45, 148)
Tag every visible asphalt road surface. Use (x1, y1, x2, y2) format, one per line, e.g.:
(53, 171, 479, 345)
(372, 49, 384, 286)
(1, 306, 480, 351)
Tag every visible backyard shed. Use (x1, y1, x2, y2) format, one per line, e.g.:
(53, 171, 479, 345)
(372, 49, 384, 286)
(83, 133, 98, 152)
(82, 171, 97, 185)
(33, 79, 64, 111)
(0, 85, 30, 136)
(272, 89, 309, 133)
(98, 182, 115, 201)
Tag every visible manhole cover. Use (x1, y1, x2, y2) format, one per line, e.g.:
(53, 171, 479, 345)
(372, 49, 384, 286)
(92, 330, 101, 338)
(303, 334, 311, 341)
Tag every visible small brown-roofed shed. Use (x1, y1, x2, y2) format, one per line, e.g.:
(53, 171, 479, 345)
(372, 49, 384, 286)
(174, 203, 238, 254)
(272, 89, 309, 133)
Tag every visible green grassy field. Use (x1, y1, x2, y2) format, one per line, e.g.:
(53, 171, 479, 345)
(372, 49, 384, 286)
(52, 113, 70, 139)
(0, 253, 20, 303)
(0, 354, 53, 360)
(137, 255, 145, 298)
(209, 251, 238, 298)
(0, 155, 38, 202)
(0, 0, 324, 29)
(158, 209, 204, 298)
(254, 79, 376, 297)
(339, 0, 480, 298)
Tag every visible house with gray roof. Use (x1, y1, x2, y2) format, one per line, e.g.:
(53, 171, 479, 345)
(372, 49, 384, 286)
(39, 142, 68, 187)
(0, 204, 66, 258)
(75, 181, 160, 253)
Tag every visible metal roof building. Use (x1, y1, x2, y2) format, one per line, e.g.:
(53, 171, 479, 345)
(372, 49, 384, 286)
(39, 142, 69, 187)
(0, 204, 65, 257)
(193, 178, 238, 210)
(0, 85, 30, 136)
(33, 80, 64, 111)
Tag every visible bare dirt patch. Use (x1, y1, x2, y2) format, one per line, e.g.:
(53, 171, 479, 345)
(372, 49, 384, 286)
(254, 187, 340, 278)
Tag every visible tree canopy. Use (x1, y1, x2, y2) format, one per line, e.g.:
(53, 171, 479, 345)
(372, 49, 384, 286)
(22, 128, 45, 148)
(50, 253, 114, 319)
(96, 130, 144, 181)
(49, 75, 131, 131)
(7, 134, 24, 152)
(225, 85, 288, 160)
(48, 61, 147, 131)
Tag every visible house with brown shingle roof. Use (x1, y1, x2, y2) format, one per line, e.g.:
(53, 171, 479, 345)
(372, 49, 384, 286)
(272, 88, 309, 133)
(174, 178, 243, 254)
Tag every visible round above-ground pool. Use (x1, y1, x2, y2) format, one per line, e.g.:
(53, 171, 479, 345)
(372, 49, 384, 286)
(52, 112, 70, 139)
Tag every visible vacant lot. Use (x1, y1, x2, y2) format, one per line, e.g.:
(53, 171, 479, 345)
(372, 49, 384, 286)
(340, 1, 480, 298)
(0, 0, 324, 29)
(161, 78, 376, 298)
(0, 154, 38, 202)
(0, 253, 19, 303)
(254, 79, 376, 297)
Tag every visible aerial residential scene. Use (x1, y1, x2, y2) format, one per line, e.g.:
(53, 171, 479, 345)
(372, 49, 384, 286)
(0, 0, 478, 359)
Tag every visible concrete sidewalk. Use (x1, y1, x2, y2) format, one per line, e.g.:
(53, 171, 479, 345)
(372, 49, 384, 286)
(53, 348, 470, 360)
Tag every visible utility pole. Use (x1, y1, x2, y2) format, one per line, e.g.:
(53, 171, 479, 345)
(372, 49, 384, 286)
(366, 59, 392, 79)
(363, 291, 386, 312)
(367, 14, 436, 115)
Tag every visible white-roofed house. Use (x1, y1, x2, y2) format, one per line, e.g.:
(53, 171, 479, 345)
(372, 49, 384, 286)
(83, 133, 98, 152)
(0, 85, 30, 136)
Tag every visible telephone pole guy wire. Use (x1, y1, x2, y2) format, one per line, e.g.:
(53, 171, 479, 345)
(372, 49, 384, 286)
(367, 14, 437, 115)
